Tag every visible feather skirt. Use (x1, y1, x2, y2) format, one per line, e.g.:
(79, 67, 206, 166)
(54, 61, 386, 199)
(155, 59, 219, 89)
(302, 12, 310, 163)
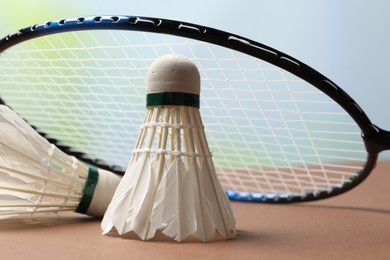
(101, 105, 236, 242)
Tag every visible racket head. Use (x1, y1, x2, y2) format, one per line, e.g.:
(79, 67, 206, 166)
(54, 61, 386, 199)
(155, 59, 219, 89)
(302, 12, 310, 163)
(0, 15, 378, 202)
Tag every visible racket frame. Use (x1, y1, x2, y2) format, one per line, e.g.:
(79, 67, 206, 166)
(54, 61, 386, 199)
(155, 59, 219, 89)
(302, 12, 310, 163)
(0, 15, 385, 202)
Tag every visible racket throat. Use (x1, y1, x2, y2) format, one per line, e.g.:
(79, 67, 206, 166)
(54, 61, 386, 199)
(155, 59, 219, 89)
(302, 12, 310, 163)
(363, 125, 390, 154)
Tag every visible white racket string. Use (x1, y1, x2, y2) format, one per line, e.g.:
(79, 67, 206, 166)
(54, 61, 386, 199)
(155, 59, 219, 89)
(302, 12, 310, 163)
(0, 29, 367, 199)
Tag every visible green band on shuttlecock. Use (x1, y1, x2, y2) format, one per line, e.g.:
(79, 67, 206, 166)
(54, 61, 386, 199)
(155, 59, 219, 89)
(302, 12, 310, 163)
(75, 166, 99, 214)
(146, 92, 200, 108)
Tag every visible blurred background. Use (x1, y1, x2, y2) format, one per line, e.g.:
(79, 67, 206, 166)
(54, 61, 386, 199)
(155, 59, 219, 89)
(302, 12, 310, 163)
(1, 0, 390, 156)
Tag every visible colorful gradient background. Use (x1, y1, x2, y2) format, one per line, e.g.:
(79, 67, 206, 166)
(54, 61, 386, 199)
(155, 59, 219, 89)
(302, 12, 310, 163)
(1, 0, 390, 159)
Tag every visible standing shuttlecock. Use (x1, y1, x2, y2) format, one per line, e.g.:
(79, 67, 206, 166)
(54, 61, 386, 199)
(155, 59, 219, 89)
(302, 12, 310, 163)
(101, 54, 236, 242)
(0, 105, 121, 219)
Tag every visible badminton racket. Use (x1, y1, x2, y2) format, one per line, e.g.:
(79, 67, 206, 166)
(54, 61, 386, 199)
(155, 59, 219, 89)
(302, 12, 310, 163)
(0, 15, 384, 203)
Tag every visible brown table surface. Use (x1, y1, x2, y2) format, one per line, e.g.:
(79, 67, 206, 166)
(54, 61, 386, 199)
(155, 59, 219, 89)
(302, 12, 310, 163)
(1, 160, 390, 260)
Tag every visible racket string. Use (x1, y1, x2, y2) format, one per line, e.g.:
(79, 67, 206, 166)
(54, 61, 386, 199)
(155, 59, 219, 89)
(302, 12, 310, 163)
(0, 29, 368, 199)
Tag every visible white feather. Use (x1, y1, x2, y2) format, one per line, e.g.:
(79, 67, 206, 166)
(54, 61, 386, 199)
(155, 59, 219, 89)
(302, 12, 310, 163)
(149, 158, 197, 241)
(0, 105, 121, 218)
(102, 153, 153, 234)
(101, 106, 236, 242)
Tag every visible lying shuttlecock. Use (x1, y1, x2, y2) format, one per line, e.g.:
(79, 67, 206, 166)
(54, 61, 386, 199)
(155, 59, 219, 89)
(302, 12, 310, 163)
(0, 105, 121, 219)
(101, 54, 236, 242)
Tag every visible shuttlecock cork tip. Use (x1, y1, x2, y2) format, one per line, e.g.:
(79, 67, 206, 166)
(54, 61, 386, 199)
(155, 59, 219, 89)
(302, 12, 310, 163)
(146, 54, 200, 95)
